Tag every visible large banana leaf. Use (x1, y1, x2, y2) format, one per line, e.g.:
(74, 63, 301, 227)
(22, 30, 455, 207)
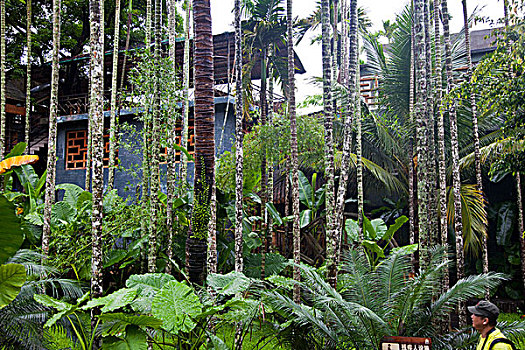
(0, 263, 26, 309)
(0, 195, 24, 264)
(0, 155, 39, 175)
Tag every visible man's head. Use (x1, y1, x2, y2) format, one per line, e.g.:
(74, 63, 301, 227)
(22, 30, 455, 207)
(468, 300, 500, 331)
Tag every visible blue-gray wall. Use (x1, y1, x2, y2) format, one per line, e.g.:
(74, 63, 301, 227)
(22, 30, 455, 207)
(56, 101, 235, 200)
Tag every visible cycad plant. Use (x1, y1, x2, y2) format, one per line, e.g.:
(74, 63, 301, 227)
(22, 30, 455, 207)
(263, 246, 519, 350)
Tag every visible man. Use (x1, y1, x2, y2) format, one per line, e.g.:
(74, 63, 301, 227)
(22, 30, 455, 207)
(468, 300, 515, 350)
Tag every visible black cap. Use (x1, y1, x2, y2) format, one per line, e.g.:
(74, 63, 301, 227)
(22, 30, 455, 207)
(468, 300, 500, 319)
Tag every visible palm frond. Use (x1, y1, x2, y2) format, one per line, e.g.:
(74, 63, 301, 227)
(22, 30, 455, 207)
(458, 137, 524, 171)
(349, 153, 408, 195)
(429, 272, 507, 321)
(446, 184, 488, 257)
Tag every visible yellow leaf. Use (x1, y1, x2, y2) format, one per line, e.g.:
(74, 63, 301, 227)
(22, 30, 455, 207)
(0, 155, 39, 175)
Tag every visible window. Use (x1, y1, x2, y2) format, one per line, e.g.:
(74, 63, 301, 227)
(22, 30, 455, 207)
(161, 117, 195, 163)
(66, 130, 115, 169)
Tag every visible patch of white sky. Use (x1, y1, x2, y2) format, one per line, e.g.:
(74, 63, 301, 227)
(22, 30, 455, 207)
(209, 0, 506, 108)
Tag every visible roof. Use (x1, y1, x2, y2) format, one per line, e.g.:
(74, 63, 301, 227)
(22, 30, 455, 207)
(55, 31, 306, 84)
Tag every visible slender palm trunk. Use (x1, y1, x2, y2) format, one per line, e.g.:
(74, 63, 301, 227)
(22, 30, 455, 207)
(0, 0, 5, 155)
(322, 0, 337, 287)
(443, 0, 464, 325)
(335, 0, 358, 254)
(413, 0, 430, 268)
(25, 0, 32, 152)
(187, 0, 214, 284)
(140, 0, 153, 272)
(341, 0, 348, 84)
(119, 0, 133, 93)
(331, 0, 338, 123)
(287, 0, 300, 303)
(85, 105, 92, 189)
(180, 0, 191, 183)
(42, 0, 61, 256)
(267, 60, 275, 251)
(516, 173, 525, 292)
(148, 0, 162, 273)
(146, 0, 152, 47)
(234, 0, 243, 273)
(356, 61, 364, 242)
(108, 0, 121, 190)
(260, 47, 268, 279)
(434, 0, 447, 248)
(462, 0, 487, 278)
(408, 1, 417, 269)
(90, 0, 104, 300)
(166, 0, 177, 274)
(424, 0, 437, 249)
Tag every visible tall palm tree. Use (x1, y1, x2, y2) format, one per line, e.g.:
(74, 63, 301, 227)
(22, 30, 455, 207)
(0, 0, 5, 155)
(517, 173, 525, 291)
(434, 0, 448, 250)
(89, 0, 105, 301)
(108, 0, 121, 190)
(25, 0, 32, 152)
(180, 0, 191, 183)
(166, 0, 177, 274)
(42, 0, 62, 256)
(234, 0, 244, 273)
(502, 0, 525, 294)
(140, 0, 153, 272)
(441, 0, 461, 291)
(461, 0, 487, 277)
(186, 0, 215, 284)
(423, 0, 437, 248)
(408, 0, 416, 268)
(335, 0, 359, 252)
(148, 0, 162, 273)
(413, 0, 430, 267)
(286, 0, 300, 303)
(321, 0, 337, 287)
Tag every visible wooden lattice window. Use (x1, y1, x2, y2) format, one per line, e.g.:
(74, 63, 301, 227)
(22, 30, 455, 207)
(160, 117, 195, 163)
(66, 130, 115, 169)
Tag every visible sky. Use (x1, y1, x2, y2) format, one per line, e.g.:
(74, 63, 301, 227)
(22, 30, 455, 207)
(207, 0, 506, 105)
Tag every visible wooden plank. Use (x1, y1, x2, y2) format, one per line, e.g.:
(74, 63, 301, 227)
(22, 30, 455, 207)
(6, 104, 25, 115)
(381, 336, 431, 350)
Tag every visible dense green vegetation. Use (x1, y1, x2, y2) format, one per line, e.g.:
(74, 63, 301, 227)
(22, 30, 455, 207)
(0, 0, 524, 349)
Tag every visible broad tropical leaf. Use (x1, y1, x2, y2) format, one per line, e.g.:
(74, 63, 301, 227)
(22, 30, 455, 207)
(207, 271, 251, 296)
(151, 280, 202, 334)
(0, 264, 26, 309)
(34, 294, 78, 328)
(56, 183, 85, 209)
(102, 325, 148, 350)
(98, 313, 162, 337)
(126, 273, 175, 313)
(0, 195, 24, 264)
(4, 142, 27, 158)
(83, 288, 137, 313)
(244, 252, 287, 278)
(0, 155, 39, 175)
(50, 201, 76, 226)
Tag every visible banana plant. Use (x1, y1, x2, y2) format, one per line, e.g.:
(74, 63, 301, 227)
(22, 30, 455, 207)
(345, 214, 414, 267)
(0, 195, 26, 310)
(296, 170, 325, 228)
